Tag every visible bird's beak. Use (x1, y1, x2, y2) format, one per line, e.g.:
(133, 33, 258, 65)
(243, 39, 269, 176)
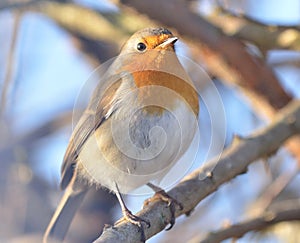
(157, 36, 178, 49)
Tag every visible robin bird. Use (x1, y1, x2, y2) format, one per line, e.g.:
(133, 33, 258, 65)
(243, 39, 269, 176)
(43, 27, 199, 242)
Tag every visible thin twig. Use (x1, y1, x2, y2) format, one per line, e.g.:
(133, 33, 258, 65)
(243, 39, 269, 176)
(198, 204, 300, 243)
(0, 0, 42, 11)
(216, 0, 300, 31)
(0, 11, 22, 116)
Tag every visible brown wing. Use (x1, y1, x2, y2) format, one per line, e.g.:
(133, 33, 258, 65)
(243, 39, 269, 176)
(60, 77, 122, 190)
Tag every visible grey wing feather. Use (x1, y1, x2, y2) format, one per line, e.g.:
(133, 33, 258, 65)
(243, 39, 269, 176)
(60, 76, 122, 190)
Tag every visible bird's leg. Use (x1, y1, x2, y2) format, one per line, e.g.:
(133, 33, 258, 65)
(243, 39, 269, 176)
(114, 183, 150, 242)
(144, 182, 183, 230)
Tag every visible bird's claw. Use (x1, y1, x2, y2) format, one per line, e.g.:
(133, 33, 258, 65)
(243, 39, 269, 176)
(144, 190, 183, 231)
(116, 208, 150, 242)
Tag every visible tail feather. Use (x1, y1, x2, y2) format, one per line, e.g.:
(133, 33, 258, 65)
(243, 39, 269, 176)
(43, 188, 87, 243)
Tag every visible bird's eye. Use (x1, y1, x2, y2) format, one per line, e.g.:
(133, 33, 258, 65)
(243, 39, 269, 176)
(136, 42, 147, 52)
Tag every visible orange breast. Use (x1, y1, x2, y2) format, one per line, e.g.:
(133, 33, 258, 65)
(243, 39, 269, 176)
(132, 70, 199, 116)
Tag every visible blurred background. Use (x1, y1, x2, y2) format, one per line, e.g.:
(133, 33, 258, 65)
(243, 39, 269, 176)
(0, 0, 300, 242)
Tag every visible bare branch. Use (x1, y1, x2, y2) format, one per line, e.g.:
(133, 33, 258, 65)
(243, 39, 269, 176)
(1, 11, 22, 115)
(209, 2, 300, 52)
(250, 169, 299, 216)
(216, 0, 300, 31)
(0, 111, 72, 156)
(269, 59, 300, 68)
(32, 2, 154, 63)
(94, 99, 300, 242)
(38, 2, 126, 45)
(0, 0, 42, 11)
(198, 203, 300, 243)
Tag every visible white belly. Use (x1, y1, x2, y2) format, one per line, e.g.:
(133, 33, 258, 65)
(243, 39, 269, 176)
(78, 99, 198, 194)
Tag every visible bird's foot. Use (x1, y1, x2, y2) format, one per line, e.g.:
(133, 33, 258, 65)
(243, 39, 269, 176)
(144, 190, 183, 230)
(116, 208, 150, 242)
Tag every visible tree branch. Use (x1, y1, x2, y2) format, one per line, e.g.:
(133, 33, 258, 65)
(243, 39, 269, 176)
(216, 0, 300, 31)
(249, 169, 299, 216)
(0, 0, 42, 11)
(1, 11, 22, 115)
(198, 204, 300, 243)
(94, 99, 300, 242)
(212, 1, 300, 52)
